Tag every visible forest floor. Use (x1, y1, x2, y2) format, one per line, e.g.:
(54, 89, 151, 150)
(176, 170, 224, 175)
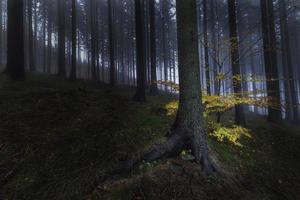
(0, 73, 300, 200)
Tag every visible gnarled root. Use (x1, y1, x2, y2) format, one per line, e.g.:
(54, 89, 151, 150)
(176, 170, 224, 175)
(117, 129, 220, 176)
(117, 130, 186, 172)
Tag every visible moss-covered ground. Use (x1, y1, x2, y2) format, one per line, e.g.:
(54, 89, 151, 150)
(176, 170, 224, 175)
(0, 73, 299, 200)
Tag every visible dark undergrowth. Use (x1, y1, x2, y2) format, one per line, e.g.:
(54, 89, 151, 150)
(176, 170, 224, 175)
(0, 73, 299, 200)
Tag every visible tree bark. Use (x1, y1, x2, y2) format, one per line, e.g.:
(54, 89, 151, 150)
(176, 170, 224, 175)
(108, 0, 115, 86)
(43, 1, 46, 72)
(260, 0, 282, 122)
(57, 0, 66, 77)
(28, 0, 35, 71)
(133, 0, 146, 102)
(90, 0, 97, 81)
(7, 0, 25, 80)
(203, 0, 211, 95)
(149, 0, 158, 95)
(0, 0, 2, 64)
(47, 0, 52, 73)
(279, 0, 299, 122)
(70, 0, 77, 81)
(228, 0, 246, 126)
(174, 0, 215, 174)
(209, 0, 218, 95)
(33, 0, 37, 69)
(122, 0, 216, 175)
(161, 0, 169, 91)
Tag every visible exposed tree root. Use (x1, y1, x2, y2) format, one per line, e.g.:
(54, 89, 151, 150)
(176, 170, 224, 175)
(85, 130, 221, 198)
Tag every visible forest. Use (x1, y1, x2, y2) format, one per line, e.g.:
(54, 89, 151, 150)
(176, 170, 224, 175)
(0, 0, 300, 199)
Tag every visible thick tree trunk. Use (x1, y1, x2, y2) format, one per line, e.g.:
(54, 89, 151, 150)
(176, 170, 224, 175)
(122, 0, 216, 175)
(174, 0, 215, 174)
(260, 0, 282, 122)
(228, 0, 246, 126)
(115, 0, 216, 174)
(149, 0, 158, 95)
(133, 0, 146, 102)
(57, 0, 66, 77)
(7, 0, 25, 80)
(70, 0, 77, 81)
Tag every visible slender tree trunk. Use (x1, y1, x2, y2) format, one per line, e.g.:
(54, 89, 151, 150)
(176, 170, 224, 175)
(28, 0, 35, 71)
(250, 46, 258, 113)
(77, 30, 81, 78)
(149, 0, 158, 95)
(47, 0, 52, 73)
(133, 0, 146, 102)
(57, 0, 66, 76)
(43, 2, 46, 72)
(95, 1, 100, 82)
(210, 0, 218, 95)
(90, 0, 97, 81)
(108, 0, 115, 86)
(70, 0, 77, 80)
(228, 0, 246, 126)
(161, 0, 168, 91)
(260, 0, 282, 122)
(279, 0, 299, 122)
(203, 0, 211, 95)
(7, 0, 25, 80)
(33, 0, 37, 69)
(0, 0, 2, 65)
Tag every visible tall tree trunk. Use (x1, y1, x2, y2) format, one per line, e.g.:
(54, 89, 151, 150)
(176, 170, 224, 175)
(47, 0, 52, 73)
(260, 0, 282, 121)
(161, 0, 168, 91)
(279, 0, 299, 122)
(250, 46, 258, 113)
(228, 0, 246, 126)
(174, 0, 215, 174)
(121, 0, 216, 175)
(203, 0, 211, 95)
(28, 0, 35, 71)
(209, 0, 218, 95)
(70, 0, 77, 80)
(108, 0, 115, 86)
(90, 0, 97, 81)
(0, 0, 2, 65)
(43, 1, 46, 72)
(57, 0, 66, 77)
(133, 0, 146, 102)
(149, 0, 158, 95)
(7, 0, 25, 80)
(77, 30, 81, 78)
(33, 0, 37, 69)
